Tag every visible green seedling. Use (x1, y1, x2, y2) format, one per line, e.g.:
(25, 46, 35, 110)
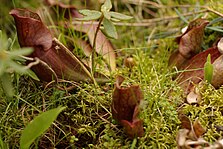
(78, 0, 132, 39)
(77, 0, 132, 71)
(204, 54, 213, 83)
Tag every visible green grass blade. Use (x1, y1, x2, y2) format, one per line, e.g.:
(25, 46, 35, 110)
(0, 133, 8, 149)
(25, 69, 40, 81)
(20, 107, 66, 149)
(206, 26, 223, 33)
(174, 8, 189, 24)
(207, 17, 223, 26)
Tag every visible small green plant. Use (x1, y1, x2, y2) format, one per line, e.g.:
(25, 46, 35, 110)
(77, 0, 132, 71)
(20, 106, 66, 149)
(204, 54, 213, 83)
(0, 133, 8, 149)
(0, 30, 33, 97)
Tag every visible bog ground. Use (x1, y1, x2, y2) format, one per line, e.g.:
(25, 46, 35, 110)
(1, 0, 223, 148)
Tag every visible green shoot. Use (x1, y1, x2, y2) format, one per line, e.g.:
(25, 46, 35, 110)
(78, 0, 132, 74)
(204, 54, 213, 83)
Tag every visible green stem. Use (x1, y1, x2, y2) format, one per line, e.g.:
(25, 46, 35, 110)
(91, 15, 104, 73)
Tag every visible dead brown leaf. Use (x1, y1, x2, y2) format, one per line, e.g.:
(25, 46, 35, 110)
(178, 114, 205, 137)
(177, 114, 207, 148)
(186, 86, 202, 105)
(178, 113, 192, 130)
(176, 129, 189, 149)
(186, 91, 199, 104)
(177, 136, 223, 149)
(193, 118, 206, 138)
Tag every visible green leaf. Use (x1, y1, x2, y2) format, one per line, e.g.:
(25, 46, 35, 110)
(0, 30, 2, 39)
(103, 11, 111, 20)
(79, 9, 94, 15)
(26, 69, 40, 81)
(77, 10, 102, 21)
(79, 9, 101, 16)
(101, 0, 112, 19)
(8, 48, 33, 58)
(0, 61, 5, 77)
(0, 73, 14, 97)
(20, 107, 66, 149)
(8, 61, 26, 73)
(110, 11, 133, 20)
(204, 54, 213, 83)
(111, 17, 121, 22)
(102, 0, 112, 11)
(103, 18, 118, 39)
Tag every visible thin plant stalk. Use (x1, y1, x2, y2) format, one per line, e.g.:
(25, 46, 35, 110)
(91, 15, 104, 74)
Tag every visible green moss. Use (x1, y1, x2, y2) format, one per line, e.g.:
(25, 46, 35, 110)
(1, 0, 223, 148)
(182, 84, 223, 143)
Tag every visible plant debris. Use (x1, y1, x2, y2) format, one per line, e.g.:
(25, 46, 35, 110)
(177, 114, 207, 148)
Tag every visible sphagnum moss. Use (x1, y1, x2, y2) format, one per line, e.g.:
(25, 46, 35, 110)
(181, 84, 223, 143)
